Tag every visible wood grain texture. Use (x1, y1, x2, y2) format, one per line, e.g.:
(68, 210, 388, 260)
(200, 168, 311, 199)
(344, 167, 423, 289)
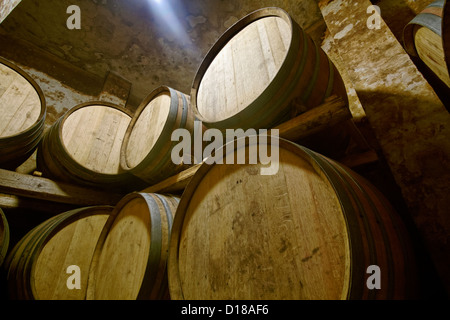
(37, 101, 138, 190)
(61, 104, 130, 174)
(125, 92, 172, 168)
(404, 0, 450, 86)
(0, 58, 46, 168)
(0, 168, 123, 206)
(141, 96, 350, 194)
(0, 61, 41, 137)
(197, 16, 290, 122)
(120, 86, 196, 185)
(168, 139, 417, 300)
(0, 192, 79, 214)
(87, 193, 179, 300)
(191, 7, 348, 132)
(415, 25, 450, 86)
(4, 206, 113, 300)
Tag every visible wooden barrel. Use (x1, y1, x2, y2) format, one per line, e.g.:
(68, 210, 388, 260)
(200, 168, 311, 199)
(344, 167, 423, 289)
(403, 0, 450, 87)
(0, 208, 9, 267)
(120, 86, 196, 185)
(87, 193, 179, 300)
(3, 206, 113, 300)
(168, 137, 418, 300)
(0, 57, 46, 169)
(37, 101, 138, 190)
(190, 7, 348, 131)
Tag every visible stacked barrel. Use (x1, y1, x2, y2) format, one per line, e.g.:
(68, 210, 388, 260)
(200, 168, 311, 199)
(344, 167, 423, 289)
(0, 58, 46, 170)
(403, 0, 450, 94)
(2, 7, 419, 300)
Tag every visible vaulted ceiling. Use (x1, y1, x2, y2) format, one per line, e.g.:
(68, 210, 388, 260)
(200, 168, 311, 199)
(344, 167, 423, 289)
(0, 0, 325, 107)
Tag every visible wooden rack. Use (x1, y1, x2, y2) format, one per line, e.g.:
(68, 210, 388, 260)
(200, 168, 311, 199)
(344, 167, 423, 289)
(0, 95, 378, 212)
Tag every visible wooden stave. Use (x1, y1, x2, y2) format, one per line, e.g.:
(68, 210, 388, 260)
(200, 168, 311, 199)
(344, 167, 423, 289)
(403, 0, 450, 87)
(4, 206, 114, 300)
(0, 58, 46, 169)
(1, 118, 45, 167)
(86, 192, 180, 300)
(29, 206, 113, 300)
(190, 7, 348, 131)
(4, 210, 79, 300)
(120, 86, 196, 185)
(54, 102, 133, 183)
(11, 211, 81, 300)
(36, 101, 137, 189)
(167, 137, 417, 300)
(403, 0, 445, 57)
(307, 150, 417, 299)
(0, 208, 9, 268)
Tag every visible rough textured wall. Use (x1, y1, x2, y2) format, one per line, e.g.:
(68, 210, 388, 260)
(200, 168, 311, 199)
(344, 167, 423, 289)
(319, 0, 450, 296)
(0, 0, 325, 107)
(0, 0, 22, 24)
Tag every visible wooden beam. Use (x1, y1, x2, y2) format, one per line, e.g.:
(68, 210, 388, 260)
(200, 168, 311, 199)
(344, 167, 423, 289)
(0, 193, 78, 214)
(141, 164, 202, 194)
(273, 95, 351, 141)
(338, 149, 379, 168)
(0, 169, 123, 207)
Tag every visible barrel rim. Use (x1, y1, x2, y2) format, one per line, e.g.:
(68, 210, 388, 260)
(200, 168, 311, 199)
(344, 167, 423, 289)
(0, 57, 47, 141)
(403, 0, 444, 57)
(28, 206, 114, 300)
(190, 7, 295, 127)
(167, 136, 358, 300)
(167, 136, 415, 299)
(54, 100, 133, 177)
(5, 211, 69, 299)
(120, 85, 181, 171)
(87, 192, 179, 300)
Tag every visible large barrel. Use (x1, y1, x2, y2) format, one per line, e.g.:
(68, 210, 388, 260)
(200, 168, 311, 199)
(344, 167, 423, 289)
(87, 193, 179, 300)
(168, 137, 418, 300)
(0, 57, 46, 169)
(3, 206, 113, 300)
(37, 101, 138, 190)
(0, 208, 9, 267)
(120, 86, 196, 185)
(190, 7, 348, 131)
(403, 0, 450, 87)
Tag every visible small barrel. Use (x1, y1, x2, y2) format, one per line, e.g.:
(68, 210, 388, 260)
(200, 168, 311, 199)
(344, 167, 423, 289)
(190, 7, 348, 131)
(37, 101, 138, 190)
(3, 206, 113, 300)
(120, 86, 196, 185)
(87, 193, 179, 300)
(0, 208, 10, 267)
(168, 137, 418, 300)
(403, 0, 450, 87)
(0, 57, 46, 169)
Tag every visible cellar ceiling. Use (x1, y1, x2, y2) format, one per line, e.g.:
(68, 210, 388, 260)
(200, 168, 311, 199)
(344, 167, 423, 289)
(0, 0, 326, 107)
